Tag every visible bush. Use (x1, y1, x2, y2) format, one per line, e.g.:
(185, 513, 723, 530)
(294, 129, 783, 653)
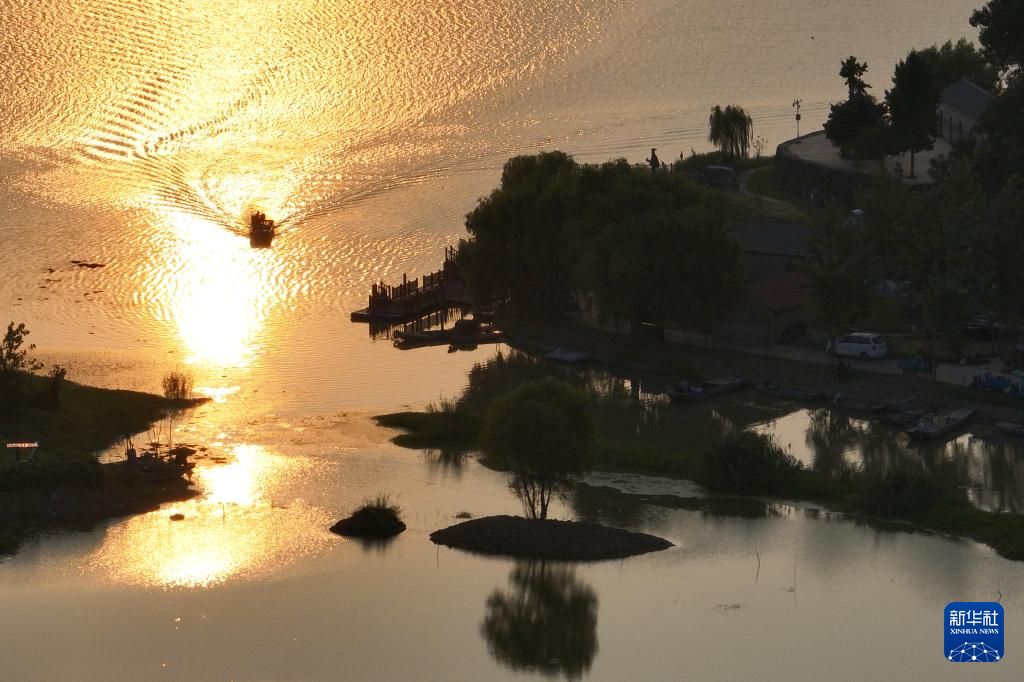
(702, 431, 802, 495)
(852, 464, 942, 517)
(161, 370, 193, 400)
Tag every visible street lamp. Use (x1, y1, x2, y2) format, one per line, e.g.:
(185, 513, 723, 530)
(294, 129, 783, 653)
(792, 99, 803, 140)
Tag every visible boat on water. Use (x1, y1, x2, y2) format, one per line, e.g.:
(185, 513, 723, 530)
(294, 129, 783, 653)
(753, 381, 826, 402)
(906, 408, 976, 440)
(666, 377, 746, 402)
(393, 318, 503, 349)
(996, 422, 1024, 438)
(544, 348, 592, 364)
(826, 394, 887, 414)
(249, 211, 276, 247)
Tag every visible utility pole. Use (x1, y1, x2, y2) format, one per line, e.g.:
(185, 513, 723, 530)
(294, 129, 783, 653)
(792, 99, 803, 140)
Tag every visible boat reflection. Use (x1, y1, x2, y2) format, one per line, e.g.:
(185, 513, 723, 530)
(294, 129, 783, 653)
(481, 561, 599, 680)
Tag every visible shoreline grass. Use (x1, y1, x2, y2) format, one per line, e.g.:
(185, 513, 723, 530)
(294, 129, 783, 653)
(0, 372, 207, 554)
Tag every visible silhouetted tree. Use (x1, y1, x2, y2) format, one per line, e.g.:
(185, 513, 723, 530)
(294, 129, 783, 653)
(480, 378, 595, 520)
(802, 210, 873, 364)
(892, 160, 992, 374)
(971, 1, 1024, 183)
(970, 0, 1024, 81)
(708, 105, 754, 158)
(459, 152, 744, 329)
(886, 50, 940, 178)
(918, 39, 1001, 93)
(824, 57, 887, 159)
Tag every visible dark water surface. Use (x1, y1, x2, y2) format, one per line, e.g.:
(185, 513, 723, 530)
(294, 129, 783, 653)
(2, 1, 1021, 680)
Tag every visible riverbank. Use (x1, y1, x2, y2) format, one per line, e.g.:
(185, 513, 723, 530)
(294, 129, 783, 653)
(500, 317, 1024, 426)
(376, 318, 1024, 560)
(0, 373, 206, 553)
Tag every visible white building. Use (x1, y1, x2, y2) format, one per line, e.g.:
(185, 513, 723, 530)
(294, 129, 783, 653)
(938, 78, 996, 142)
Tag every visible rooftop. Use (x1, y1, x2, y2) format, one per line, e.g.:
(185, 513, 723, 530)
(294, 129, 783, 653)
(731, 222, 809, 258)
(747, 271, 808, 313)
(941, 78, 996, 121)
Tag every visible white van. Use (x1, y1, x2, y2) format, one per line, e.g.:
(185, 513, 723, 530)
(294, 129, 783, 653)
(826, 333, 888, 359)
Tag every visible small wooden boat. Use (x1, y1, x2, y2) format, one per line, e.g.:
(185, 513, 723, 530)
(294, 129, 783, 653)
(753, 382, 826, 402)
(827, 395, 887, 414)
(666, 377, 746, 402)
(249, 211, 276, 247)
(544, 348, 591, 363)
(393, 319, 502, 349)
(906, 408, 976, 440)
(996, 422, 1024, 438)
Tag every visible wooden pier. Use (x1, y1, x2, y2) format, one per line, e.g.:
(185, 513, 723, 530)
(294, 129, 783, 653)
(351, 246, 465, 322)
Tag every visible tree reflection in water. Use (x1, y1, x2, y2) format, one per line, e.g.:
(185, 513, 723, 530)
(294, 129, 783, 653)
(481, 561, 599, 680)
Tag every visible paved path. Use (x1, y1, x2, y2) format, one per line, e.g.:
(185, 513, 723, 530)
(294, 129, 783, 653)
(737, 167, 802, 216)
(670, 331, 1001, 387)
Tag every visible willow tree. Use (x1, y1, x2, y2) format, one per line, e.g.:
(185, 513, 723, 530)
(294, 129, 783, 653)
(708, 105, 754, 158)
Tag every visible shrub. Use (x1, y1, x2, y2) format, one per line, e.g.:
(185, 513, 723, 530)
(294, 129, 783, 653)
(702, 431, 802, 495)
(161, 370, 194, 400)
(852, 464, 942, 517)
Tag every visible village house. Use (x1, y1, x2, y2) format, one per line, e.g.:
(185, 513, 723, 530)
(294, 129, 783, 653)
(938, 78, 996, 143)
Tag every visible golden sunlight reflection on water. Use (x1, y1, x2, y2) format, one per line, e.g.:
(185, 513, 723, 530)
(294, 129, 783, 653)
(92, 445, 333, 588)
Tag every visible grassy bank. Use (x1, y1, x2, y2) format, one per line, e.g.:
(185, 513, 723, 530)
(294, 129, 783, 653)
(0, 373, 205, 554)
(375, 323, 1024, 561)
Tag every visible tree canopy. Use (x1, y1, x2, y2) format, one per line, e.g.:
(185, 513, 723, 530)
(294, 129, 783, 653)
(918, 39, 1001, 93)
(707, 105, 754, 159)
(886, 50, 940, 178)
(824, 57, 888, 160)
(480, 377, 595, 521)
(970, 0, 1024, 82)
(459, 152, 743, 329)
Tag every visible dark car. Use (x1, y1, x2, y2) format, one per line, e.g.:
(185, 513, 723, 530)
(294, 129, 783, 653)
(962, 316, 1002, 341)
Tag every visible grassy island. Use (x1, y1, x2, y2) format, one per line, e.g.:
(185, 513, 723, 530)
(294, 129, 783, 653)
(0, 372, 206, 554)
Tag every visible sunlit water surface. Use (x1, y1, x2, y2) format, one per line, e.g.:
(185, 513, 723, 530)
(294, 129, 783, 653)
(2, 1, 1020, 680)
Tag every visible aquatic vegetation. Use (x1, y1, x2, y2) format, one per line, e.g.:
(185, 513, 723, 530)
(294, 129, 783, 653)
(161, 369, 194, 401)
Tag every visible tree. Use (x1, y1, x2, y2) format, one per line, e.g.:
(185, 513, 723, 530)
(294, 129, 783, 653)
(574, 209, 742, 333)
(0, 322, 43, 377)
(892, 160, 992, 374)
(824, 58, 888, 158)
(707, 105, 754, 158)
(970, 0, 1024, 82)
(918, 39, 1001, 93)
(459, 152, 744, 329)
(886, 50, 940, 178)
(802, 210, 874, 363)
(990, 176, 1024, 314)
(840, 56, 871, 98)
(971, 2, 1024, 183)
(480, 378, 595, 520)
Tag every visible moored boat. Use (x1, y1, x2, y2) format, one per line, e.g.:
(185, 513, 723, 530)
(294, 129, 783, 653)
(753, 382, 826, 402)
(906, 408, 976, 440)
(828, 395, 887, 414)
(666, 377, 746, 402)
(544, 348, 592, 364)
(996, 422, 1024, 438)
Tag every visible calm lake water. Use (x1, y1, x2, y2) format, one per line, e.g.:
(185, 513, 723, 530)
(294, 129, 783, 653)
(2, 1, 1021, 680)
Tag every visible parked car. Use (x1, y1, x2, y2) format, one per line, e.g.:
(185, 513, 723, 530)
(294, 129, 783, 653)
(962, 316, 1002, 341)
(826, 333, 888, 359)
